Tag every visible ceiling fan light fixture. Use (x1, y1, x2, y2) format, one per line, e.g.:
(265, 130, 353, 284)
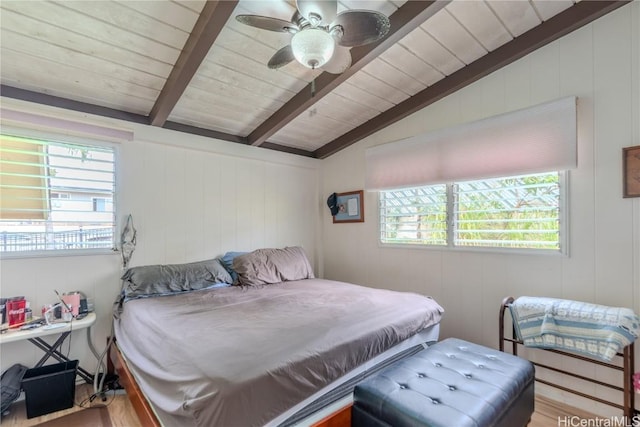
(291, 28, 335, 69)
(307, 12, 322, 27)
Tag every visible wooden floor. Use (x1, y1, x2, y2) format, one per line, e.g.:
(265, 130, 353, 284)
(2, 384, 140, 427)
(2, 384, 607, 427)
(529, 395, 607, 427)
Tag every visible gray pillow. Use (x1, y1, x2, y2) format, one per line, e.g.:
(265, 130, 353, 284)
(121, 258, 233, 300)
(233, 246, 314, 286)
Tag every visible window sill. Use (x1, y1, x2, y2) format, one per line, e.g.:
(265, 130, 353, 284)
(0, 248, 119, 260)
(378, 242, 566, 257)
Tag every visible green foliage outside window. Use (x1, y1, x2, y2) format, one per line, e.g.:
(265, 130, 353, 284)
(380, 172, 562, 251)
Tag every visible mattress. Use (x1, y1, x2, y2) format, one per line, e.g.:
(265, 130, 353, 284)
(270, 326, 441, 427)
(114, 278, 443, 427)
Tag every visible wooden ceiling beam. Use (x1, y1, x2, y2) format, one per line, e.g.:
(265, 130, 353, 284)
(247, 0, 450, 147)
(163, 121, 315, 157)
(313, 0, 631, 159)
(0, 85, 149, 124)
(149, 0, 239, 127)
(0, 85, 315, 157)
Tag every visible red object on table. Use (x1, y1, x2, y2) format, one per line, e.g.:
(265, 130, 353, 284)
(7, 299, 26, 328)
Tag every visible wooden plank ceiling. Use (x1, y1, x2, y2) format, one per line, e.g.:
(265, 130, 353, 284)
(0, 0, 630, 158)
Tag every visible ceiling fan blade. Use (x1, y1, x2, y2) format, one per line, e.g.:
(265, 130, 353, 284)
(321, 46, 351, 74)
(331, 10, 390, 47)
(235, 15, 298, 33)
(296, 0, 337, 27)
(268, 45, 295, 69)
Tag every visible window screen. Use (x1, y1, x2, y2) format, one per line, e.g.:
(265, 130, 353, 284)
(0, 133, 116, 253)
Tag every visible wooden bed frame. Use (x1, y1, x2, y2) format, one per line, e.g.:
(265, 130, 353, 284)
(108, 339, 160, 427)
(499, 296, 636, 419)
(108, 338, 351, 427)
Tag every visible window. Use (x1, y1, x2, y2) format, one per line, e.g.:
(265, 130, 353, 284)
(379, 172, 564, 252)
(0, 133, 116, 254)
(380, 185, 448, 246)
(93, 198, 107, 212)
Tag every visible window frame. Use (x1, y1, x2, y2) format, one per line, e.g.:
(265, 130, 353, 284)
(0, 126, 120, 259)
(93, 197, 107, 212)
(378, 171, 569, 256)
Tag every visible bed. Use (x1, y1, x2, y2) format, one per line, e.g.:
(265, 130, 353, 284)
(111, 247, 444, 427)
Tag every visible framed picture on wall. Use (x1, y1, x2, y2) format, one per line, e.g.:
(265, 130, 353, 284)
(333, 190, 364, 223)
(623, 145, 640, 198)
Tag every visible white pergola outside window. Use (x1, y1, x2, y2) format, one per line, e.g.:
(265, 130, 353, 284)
(379, 171, 566, 253)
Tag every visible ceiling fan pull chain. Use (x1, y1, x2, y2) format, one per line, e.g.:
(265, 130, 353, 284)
(311, 78, 316, 97)
(236, 4, 389, 74)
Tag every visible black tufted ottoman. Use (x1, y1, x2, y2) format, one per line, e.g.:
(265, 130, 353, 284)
(352, 338, 535, 427)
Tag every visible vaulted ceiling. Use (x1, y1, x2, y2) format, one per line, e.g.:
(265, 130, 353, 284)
(0, 0, 629, 158)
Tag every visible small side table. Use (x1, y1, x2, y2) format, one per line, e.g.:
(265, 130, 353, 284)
(0, 312, 97, 383)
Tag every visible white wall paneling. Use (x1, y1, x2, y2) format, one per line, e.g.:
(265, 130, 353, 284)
(0, 101, 320, 376)
(321, 2, 639, 417)
(0, 0, 637, 418)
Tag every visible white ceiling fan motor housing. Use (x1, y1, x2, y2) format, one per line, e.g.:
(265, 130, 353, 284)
(291, 28, 335, 69)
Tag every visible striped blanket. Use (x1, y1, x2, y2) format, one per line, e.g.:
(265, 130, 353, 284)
(509, 297, 639, 362)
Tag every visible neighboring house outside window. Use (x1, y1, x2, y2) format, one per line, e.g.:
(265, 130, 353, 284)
(0, 133, 116, 254)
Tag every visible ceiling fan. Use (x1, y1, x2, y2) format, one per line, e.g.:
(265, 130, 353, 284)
(236, 0, 391, 74)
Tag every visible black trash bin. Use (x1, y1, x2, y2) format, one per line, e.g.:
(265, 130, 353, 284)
(21, 360, 78, 419)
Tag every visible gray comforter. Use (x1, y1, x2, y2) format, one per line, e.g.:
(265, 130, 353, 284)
(114, 279, 443, 427)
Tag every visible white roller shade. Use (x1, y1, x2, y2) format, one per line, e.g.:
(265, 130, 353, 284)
(365, 97, 577, 191)
(0, 109, 133, 142)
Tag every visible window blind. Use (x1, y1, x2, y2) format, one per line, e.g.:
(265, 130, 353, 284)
(0, 134, 116, 252)
(378, 172, 564, 252)
(379, 185, 447, 245)
(0, 135, 49, 220)
(365, 97, 577, 191)
(453, 173, 561, 250)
